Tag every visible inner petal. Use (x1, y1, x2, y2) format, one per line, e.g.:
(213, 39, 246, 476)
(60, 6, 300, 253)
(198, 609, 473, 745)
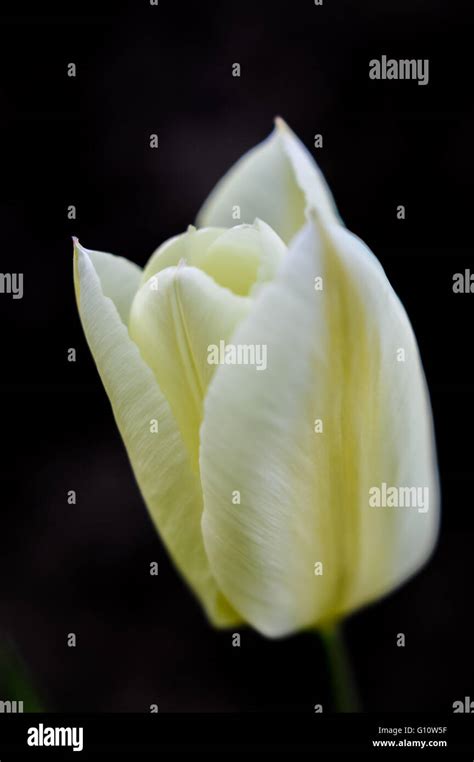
(129, 264, 251, 472)
(141, 224, 285, 297)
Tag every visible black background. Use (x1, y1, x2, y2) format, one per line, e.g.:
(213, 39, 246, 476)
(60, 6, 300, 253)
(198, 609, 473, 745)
(0, 0, 472, 712)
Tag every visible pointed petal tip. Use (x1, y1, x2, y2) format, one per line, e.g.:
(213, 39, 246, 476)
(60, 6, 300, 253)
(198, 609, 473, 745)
(274, 115, 289, 132)
(72, 237, 89, 258)
(72, 238, 86, 268)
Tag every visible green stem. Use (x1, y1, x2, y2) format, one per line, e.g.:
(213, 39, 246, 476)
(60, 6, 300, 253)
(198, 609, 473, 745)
(319, 623, 360, 713)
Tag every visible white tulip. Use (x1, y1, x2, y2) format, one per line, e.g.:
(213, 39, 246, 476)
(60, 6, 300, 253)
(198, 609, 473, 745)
(74, 119, 439, 638)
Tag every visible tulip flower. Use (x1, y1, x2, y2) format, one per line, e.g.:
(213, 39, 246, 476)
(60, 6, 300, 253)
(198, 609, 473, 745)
(73, 119, 439, 707)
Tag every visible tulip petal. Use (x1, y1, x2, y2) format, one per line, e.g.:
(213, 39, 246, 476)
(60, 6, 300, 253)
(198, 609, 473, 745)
(72, 241, 143, 324)
(74, 241, 240, 627)
(200, 216, 439, 637)
(141, 227, 225, 286)
(141, 222, 285, 296)
(129, 264, 251, 471)
(197, 118, 340, 244)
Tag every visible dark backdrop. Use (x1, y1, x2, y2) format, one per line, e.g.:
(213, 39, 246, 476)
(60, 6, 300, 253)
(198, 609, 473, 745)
(0, 0, 472, 712)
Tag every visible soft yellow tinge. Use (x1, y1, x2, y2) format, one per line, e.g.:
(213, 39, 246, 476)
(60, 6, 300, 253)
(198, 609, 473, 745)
(73, 240, 241, 627)
(199, 217, 439, 637)
(141, 221, 286, 296)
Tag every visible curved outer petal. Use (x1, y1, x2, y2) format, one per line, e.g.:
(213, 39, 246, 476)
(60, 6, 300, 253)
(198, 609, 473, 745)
(129, 264, 251, 472)
(197, 118, 341, 244)
(199, 216, 439, 638)
(141, 221, 285, 296)
(73, 241, 240, 627)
